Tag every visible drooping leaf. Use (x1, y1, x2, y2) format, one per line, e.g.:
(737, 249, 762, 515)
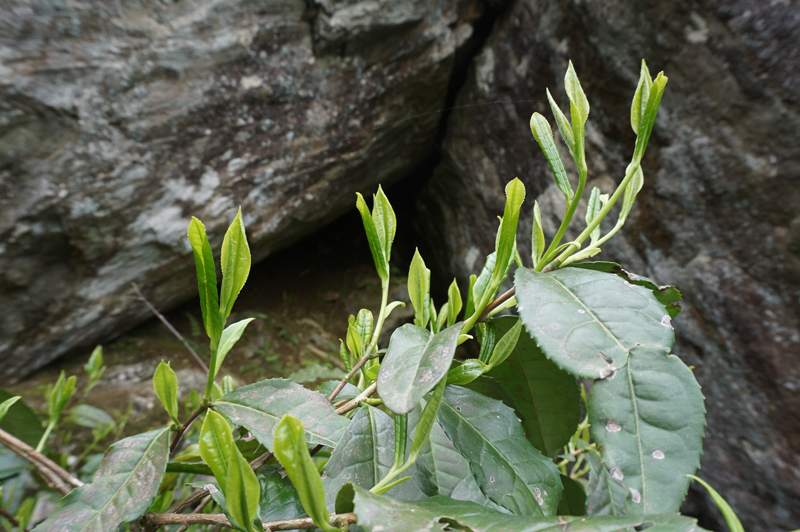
(377, 323, 462, 415)
(322, 406, 429, 507)
(356, 193, 388, 280)
(687, 475, 744, 532)
(514, 267, 675, 379)
(371, 186, 396, 263)
(0, 397, 20, 424)
(347, 484, 707, 532)
(557, 474, 587, 516)
(436, 385, 562, 516)
(199, 410, 235, 492)
(214, 318, 255, 379)
(486, 317, 580, 458)
(567, 261, 683, 318)
(153, 360, 180, 424)
(33, 429, 170, 532)
(589, 348, 705, 514)
(225, 446, 260, 532)
(212, 379, 349, 451)
(585, 449, 629, 516)
(257, 465, 306, 522)
(67, 405, 115, 430)
(408, 249, 432, 328)
(530, 113, 573, 201)
(219, 207, 251, 321)
(274, 415, 341, 532)
(187, 217, 221, 341)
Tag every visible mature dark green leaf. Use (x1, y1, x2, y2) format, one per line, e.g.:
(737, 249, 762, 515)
(347, 484, 708, 532)
(215, 318, 255, 378)
(585, 449, 629, 516)
(225, 447, 260, 532)
(219, 207, 251, 321)
(437, 385, 562, 516)
(514, 268, 674, 379)
(568, 261, 683, 318)
(257, 465, 305, 521)
(322, 405, 428, 507)
(153, 360, 179, 424)
(213, 379, 349, 451)
(0, 390, 43, 448)
(187, 217, 221, 341)
(274, 415, 340, 532)
(589, 348, 705, 514)
(463, 375, 524, 423)
(378, 323, 462, 415)
(200, 410, 235, 491)
(556, 475, 586, 516)
(487, 317, 580, 458)
(33, 429, 170, 532)
(530, 113, 573, 201)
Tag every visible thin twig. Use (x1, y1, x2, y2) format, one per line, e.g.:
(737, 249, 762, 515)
(175, 494, 212, 532)
(141, 512, 357, 530)
(328, 355, 371, 402)
(304, 344, 347, 371)
(335, 382, 377, 415)
(0, 428, 83, 495)
(131, 282, 209, 373)
(478, 287, 515, 323)
(170, 406, 206, 454)
(0, 508, 19, 528)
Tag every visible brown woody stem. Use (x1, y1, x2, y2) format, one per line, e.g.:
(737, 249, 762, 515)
(0, 428, 83, 495)
(141, 512, 357, 530)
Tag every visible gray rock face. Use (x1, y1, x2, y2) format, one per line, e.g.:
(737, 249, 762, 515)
(416, 0, 800, 530)
(0, 0, 486, 381)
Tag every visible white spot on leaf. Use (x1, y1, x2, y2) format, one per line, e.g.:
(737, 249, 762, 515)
(606, 419, 621, 433)
(629, 487, 641, 503)
(661, 315, 673, 329)
(652, 449, 665, 460)
(610, 467, 624, 482)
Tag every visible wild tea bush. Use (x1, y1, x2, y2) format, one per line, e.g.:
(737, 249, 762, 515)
(0, 61, 744, 532)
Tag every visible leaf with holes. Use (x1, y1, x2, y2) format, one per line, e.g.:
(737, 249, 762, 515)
(589, 348, 705, 514)
(514, 268, 674, 379)
(33, 429, 169, 532)
(486, 317, 580, 458)
(344, 484, 708, 532)
(436, 385, 561, 516)
(212, 379, 349, 451)
(322, 405, 429, 507)
(378, 323, 462, 415)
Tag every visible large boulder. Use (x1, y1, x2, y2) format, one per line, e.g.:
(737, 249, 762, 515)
(416, 0, 800, 530)
(0, 0, 489, 381)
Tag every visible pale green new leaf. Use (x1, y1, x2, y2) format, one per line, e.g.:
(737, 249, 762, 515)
(514, 268, 674, 379)
(486, 317, 580, 458)
(630, 60, 653, 135)
(447, 279, 462, 327)
(585, 187, 602, 244)
(620, 165, 644, 222)
(371, 185, 396, 262)
(356, 193, 388, 280)
(437, 385, 562, 516)
(408, 249, 431, 328)
(565, 60, 590, 129)
(214, 318, 255, 379)
(199, 410, 235, 492)
(355, 309, 373, 347)
(687, 475, 744, 532)
(212, 379, 349, 451)
(187, 217, 221, 341)
(472, 253, 497, 311)
(67, 404, 115, 430)
(492, 178, 525, 291)
(633, 72, 668, 162)
(225, 447, 260, 532)
(346, 483, 708, 531)
(589, 348, 705, 514)
(219, 208, 251, 321)
(530, 114, 573, 201)
(447, 359, 489, 386)
(274, 415, 341, 532)
(377, 323, 462, 415)
(346, 322, 362, 359)
(546, 88, 575, 159)
(486, 317, 523, 369)
(33, 429, 170, 532)
(153, 361, 179, 424)
(0, 397, 20, 424)
(409, 378, 446, 460)
(531, 201, 545, 265)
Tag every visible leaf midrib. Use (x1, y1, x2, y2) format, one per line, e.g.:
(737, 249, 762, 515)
(81, 429, 168, 531)
(626, 357, 646, 507)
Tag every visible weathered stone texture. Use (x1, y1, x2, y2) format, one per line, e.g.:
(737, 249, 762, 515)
(0, 0, 484, 380)
(416, 1, 800, 530)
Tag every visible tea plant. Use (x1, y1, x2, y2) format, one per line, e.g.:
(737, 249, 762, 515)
(0, 61, 745, 531)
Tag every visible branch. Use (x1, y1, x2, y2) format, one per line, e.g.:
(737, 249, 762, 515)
(131, 283, 209, 373)
(0, 508, 19, 528)
(335, 382, 377, 416)
(327, 354, 372, 403)
(0, 428, 83, 495)
(141, 512, 357, 530)
(477, 287, 515, 323)
(170, 406, 206, 454)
